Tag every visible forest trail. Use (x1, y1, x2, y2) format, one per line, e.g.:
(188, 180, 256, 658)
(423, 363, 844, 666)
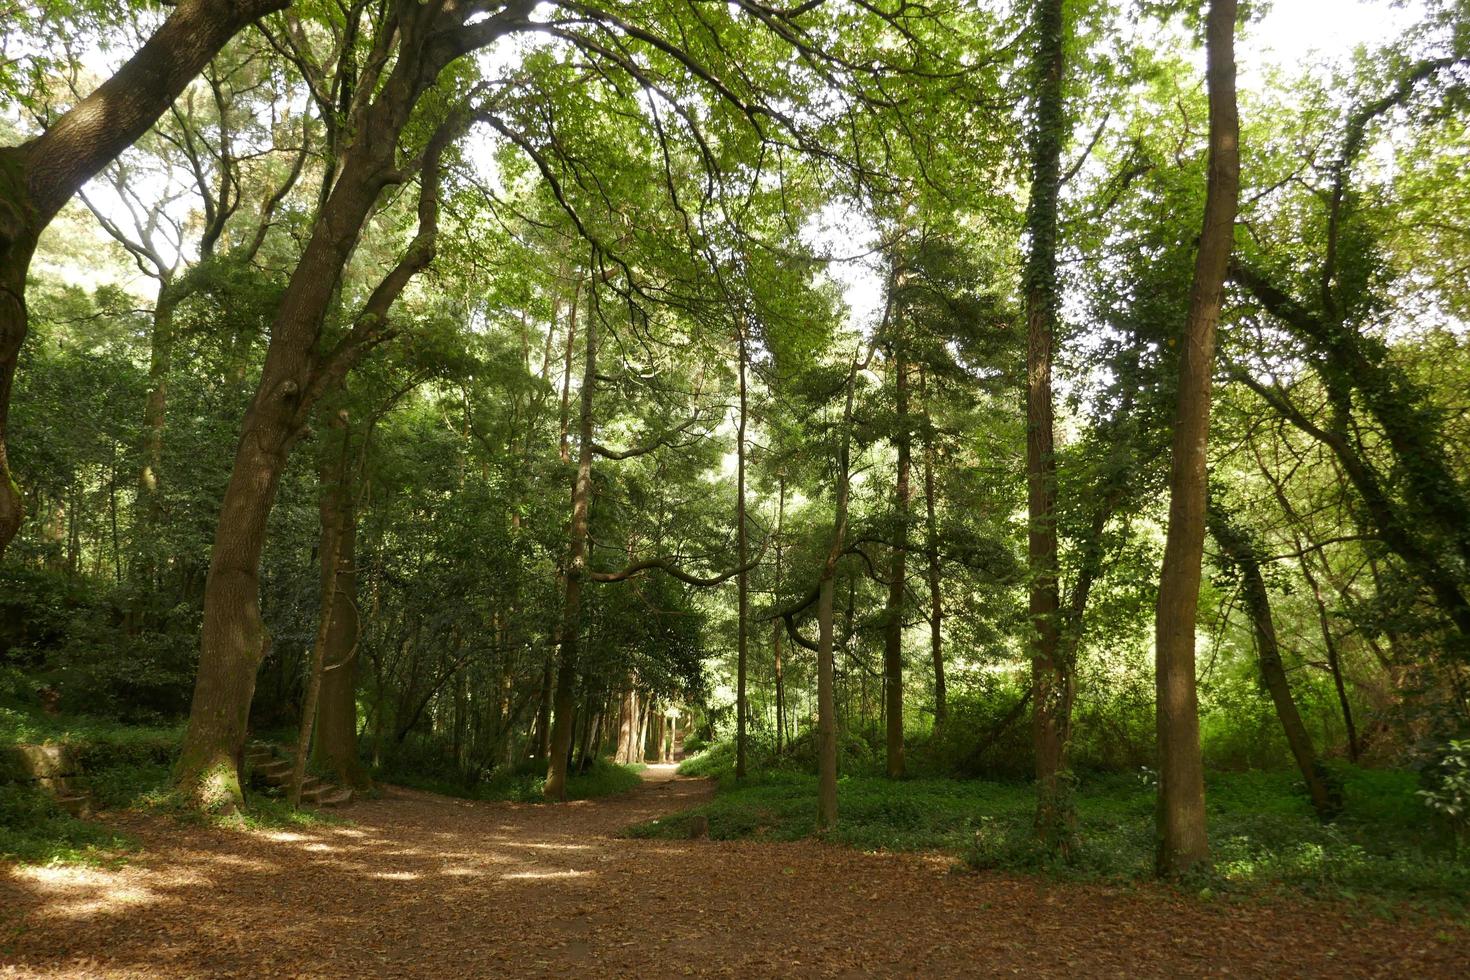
(2, 768, 1466, 978)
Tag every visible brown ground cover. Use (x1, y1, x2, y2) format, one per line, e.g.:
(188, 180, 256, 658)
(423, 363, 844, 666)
(2, 764, 1466, 977)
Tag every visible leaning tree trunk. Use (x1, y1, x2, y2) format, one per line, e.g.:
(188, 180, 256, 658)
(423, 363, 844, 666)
(175, 149, 389, 805)
(545, 284, 597, 801)
(1023, 0, 1073, 856)
(882, 345, 911, 779)
(1206, 498, 1336, 820)
(0, 0, 289, 558)
(1154, 0, 1239, 878)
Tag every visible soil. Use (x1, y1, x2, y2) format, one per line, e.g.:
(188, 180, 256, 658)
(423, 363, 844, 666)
(2, 764, 1466, 977)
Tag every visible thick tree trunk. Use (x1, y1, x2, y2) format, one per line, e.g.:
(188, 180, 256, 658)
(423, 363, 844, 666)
(735, 328, 750, 779)
(288, 417, 352, 808)
(0, 0, 289, 558)
(175, 34, 475, 804)
(616, 684, 636, 764)
(311, 429, 368, 789)
(1207, 499, 1336, 820)
(882, 348, 910, 779)
(1154, 0, 1239, 878)
(1023, 0, 1073, 854)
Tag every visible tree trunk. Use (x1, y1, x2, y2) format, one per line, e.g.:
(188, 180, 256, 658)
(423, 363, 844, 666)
(816, 355, 859, 831)
(735, 326, 750, 779)
(1207, 499, 1336, 820)
(919, 367, 945, 727)
(816, 574, 839, 832)
(530, 657, 553, 761)
(135, 285, 176, 578)
(1297, 551, 1360, 762)
(174, 44, 473, 804)
(616, 683, 636, 764)
(1023, 0, 1072, 855)
(882, 346, 910, 779)
(288, 416, 352, 808)
(774, 475, 787, 754)
(1154, 0, 1239, 877)
(545, 282, 597, 801)
(636, 698, 652, 763)
(310, 424, 369, 789)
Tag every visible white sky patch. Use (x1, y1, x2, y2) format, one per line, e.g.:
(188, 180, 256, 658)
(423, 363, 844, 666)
(43, 2, 1431, 314)
(1245, 0, 1425, 81)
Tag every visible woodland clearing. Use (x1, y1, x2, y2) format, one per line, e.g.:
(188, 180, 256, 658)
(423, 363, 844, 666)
(3, 766, 1466, 978)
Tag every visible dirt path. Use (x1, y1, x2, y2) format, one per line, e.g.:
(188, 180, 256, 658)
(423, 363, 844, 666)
(2, 766, 1465, 977)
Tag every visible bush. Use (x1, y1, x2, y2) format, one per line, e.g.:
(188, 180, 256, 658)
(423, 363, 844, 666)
(1418, 737, 1470, 853)
(0, 783, 138, 865)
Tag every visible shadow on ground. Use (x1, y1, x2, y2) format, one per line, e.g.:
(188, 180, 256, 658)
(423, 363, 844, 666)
(2, 764, 1465, 977)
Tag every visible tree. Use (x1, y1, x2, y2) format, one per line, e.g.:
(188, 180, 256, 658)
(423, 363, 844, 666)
(0, 0, 290, 557)
(1153, 0, 1240, 878)
(1023, 0, 1072, 855)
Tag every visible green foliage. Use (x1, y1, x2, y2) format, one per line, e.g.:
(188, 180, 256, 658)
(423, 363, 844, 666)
(0, 785, 138, 866)
(634, 766, 1470, 913)
(378, 756, 644, 804)
(1419, 738, 1470, 852)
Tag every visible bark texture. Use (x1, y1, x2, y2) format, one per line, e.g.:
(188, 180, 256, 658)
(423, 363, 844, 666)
(1153, 0, 1239, 877)
(175, 1, 531, 804)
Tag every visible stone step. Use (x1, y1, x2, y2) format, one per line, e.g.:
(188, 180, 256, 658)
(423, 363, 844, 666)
(299, 782, 335, 804)
(262, 770, 320, 793)
(314, 787, 354, 808)
(254, 759, 293, 779)
(56, 794, 93, 819)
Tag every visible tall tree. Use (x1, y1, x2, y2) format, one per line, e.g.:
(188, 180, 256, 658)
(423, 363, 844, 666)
(1023, 0, 1072, 854)
(1153, 0, 1240, 877)
(0, 0, 290, 556)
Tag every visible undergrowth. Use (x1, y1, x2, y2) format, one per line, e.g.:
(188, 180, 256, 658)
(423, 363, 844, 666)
(376, 756, 645, 803)
(630, 742, 1470, 917)
(1, 709, 342, 866)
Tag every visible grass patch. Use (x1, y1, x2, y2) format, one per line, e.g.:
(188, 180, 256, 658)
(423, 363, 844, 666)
(636, 744, 1470, 916)
(378, 757, 646, 803)
(1, 711, 348, 867)
(0, 785, 138, 866)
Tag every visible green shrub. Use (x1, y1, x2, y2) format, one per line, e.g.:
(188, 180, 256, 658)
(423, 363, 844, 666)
(0, 784, 137, 865)
(632, 765, 1470, 913)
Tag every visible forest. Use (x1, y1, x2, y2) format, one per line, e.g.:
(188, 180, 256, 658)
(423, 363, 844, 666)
(2, 0, 1470, 974)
